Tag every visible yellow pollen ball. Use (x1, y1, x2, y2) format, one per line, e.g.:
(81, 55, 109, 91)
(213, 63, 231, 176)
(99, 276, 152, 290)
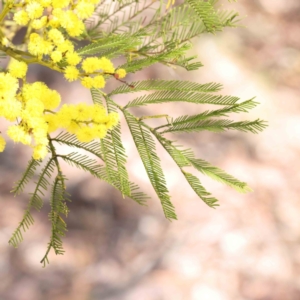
(51, 51, 63, 63)
(81, 77, 94, 89)
(76, 2, 95, 19)
(115, 69, 127, 79)
(33, 144, 48, 160)
(66, 52, 82, 66)
(7, 125, 31, 145)
(64, 66, 79, 82)
(76, 127, 95, 142)
(26, 2, 44, 20)
(92, 75, 105, 88)
(0, 136, 6, 152)
(13, 10, 30, 26)
(8, 59, 28, 78)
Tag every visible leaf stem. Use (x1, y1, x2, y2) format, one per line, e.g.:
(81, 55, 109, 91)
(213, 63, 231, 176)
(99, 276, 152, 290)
(0, 2, 11, 23)
(40, 136, 67, 267)
(138, 114, 169, 121)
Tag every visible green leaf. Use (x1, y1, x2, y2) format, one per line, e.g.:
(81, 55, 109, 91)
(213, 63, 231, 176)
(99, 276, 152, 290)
(120, 56, 161, 74)
(109, 80, 222, 96)
(86, 0, 139, 38)
(11, 158, 41, 195)
(186, 0, 222, 33)
(151, 130, 251, 203)
(105, 0, 156, 34)
(152, 132, 219, 207)
(52, 132, 104, 160)
(183, 171, 219, 207)
(155, 98, 259, 131)
(62, 153, 148, 205)
(77, 34, 128, 56)
(77, 33, 141, 58)
(186, 0, 240, 32)
(9, 158, 56, 248)
(162, 118, 267, 134)
(189, 157, 252, 193)
(124, 110, 177, 220)
(41, 175, 69, 267)
(89, 89, 133, 197)
(90, 87, 104, 105)
(151, 134, 191, 168)
(102, 97, 132, 196)
(124, 91, 239, 108)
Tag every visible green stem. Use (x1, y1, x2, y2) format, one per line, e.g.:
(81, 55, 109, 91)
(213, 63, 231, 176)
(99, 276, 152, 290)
(40, 136, 66, 267)
(138, 114, 169, 121)
(23, 21, 32, 44)
(44, 109, 55, 114)
(48, 135, 64, 177)
(153, 122, 172, 131)
(0, 3, 10, 23)
(0, 45, 63, 72)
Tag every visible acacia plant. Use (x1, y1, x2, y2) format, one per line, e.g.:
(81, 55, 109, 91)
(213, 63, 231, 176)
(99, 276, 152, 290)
(0, 0, 266, 266)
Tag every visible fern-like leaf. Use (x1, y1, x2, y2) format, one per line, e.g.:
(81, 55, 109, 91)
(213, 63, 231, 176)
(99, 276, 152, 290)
(9, 158, 55, 248)
(120, 56, 161, 74)
(109, 80, 223, 96)
(77, 33, 141, 58)
(102, 96, 131, 196)
(40, 175, 69, 267)
(124, 110, 176, 220)
(173, 99, 258, 122)
(89, 89, 132, 197)
(124, 91, 240, 108)
(62, 153, 148, 205)
(90, 87, 104, 105)
(162, 118, 267, 134)
(186, 0, 222, 33)
(11, 158, 41, 195)
(52, 132, 103, 160)
(187, 157, 252, 193)
(151, 130, 250, 203)
(155, 98, 259, 131)
(152, 131, 219, 207)
(183, 171, 219, 207)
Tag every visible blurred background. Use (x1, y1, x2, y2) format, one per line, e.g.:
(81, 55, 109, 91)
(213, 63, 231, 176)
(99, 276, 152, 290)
(1, 0, 300, 299)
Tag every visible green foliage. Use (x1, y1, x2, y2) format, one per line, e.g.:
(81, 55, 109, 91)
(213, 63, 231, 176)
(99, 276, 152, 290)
(124, 110, 176, 220)
(100, 97, 132, 197)
(11, 158, 41, 195)
(9, 158, 56, 248)
(8, 0, 266, 265)
(109, 80, 223, 96)
(40, 174, 70, 267)
(161, 118, 266, 134)
(124, 90, 241, 108)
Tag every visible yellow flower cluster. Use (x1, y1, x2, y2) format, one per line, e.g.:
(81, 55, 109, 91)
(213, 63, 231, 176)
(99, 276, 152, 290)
(0, 0, 128, 160)
(10, 0, 127, 89)
(0, 59, 119, 160)
(45, 103, 119, 142)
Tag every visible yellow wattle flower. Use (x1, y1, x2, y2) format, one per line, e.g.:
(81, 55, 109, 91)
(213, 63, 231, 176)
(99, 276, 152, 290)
(0, 136, 6, 152)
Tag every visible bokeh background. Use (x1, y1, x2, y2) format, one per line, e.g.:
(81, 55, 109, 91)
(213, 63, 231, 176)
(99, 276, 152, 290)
(1, 0, 300, 299)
